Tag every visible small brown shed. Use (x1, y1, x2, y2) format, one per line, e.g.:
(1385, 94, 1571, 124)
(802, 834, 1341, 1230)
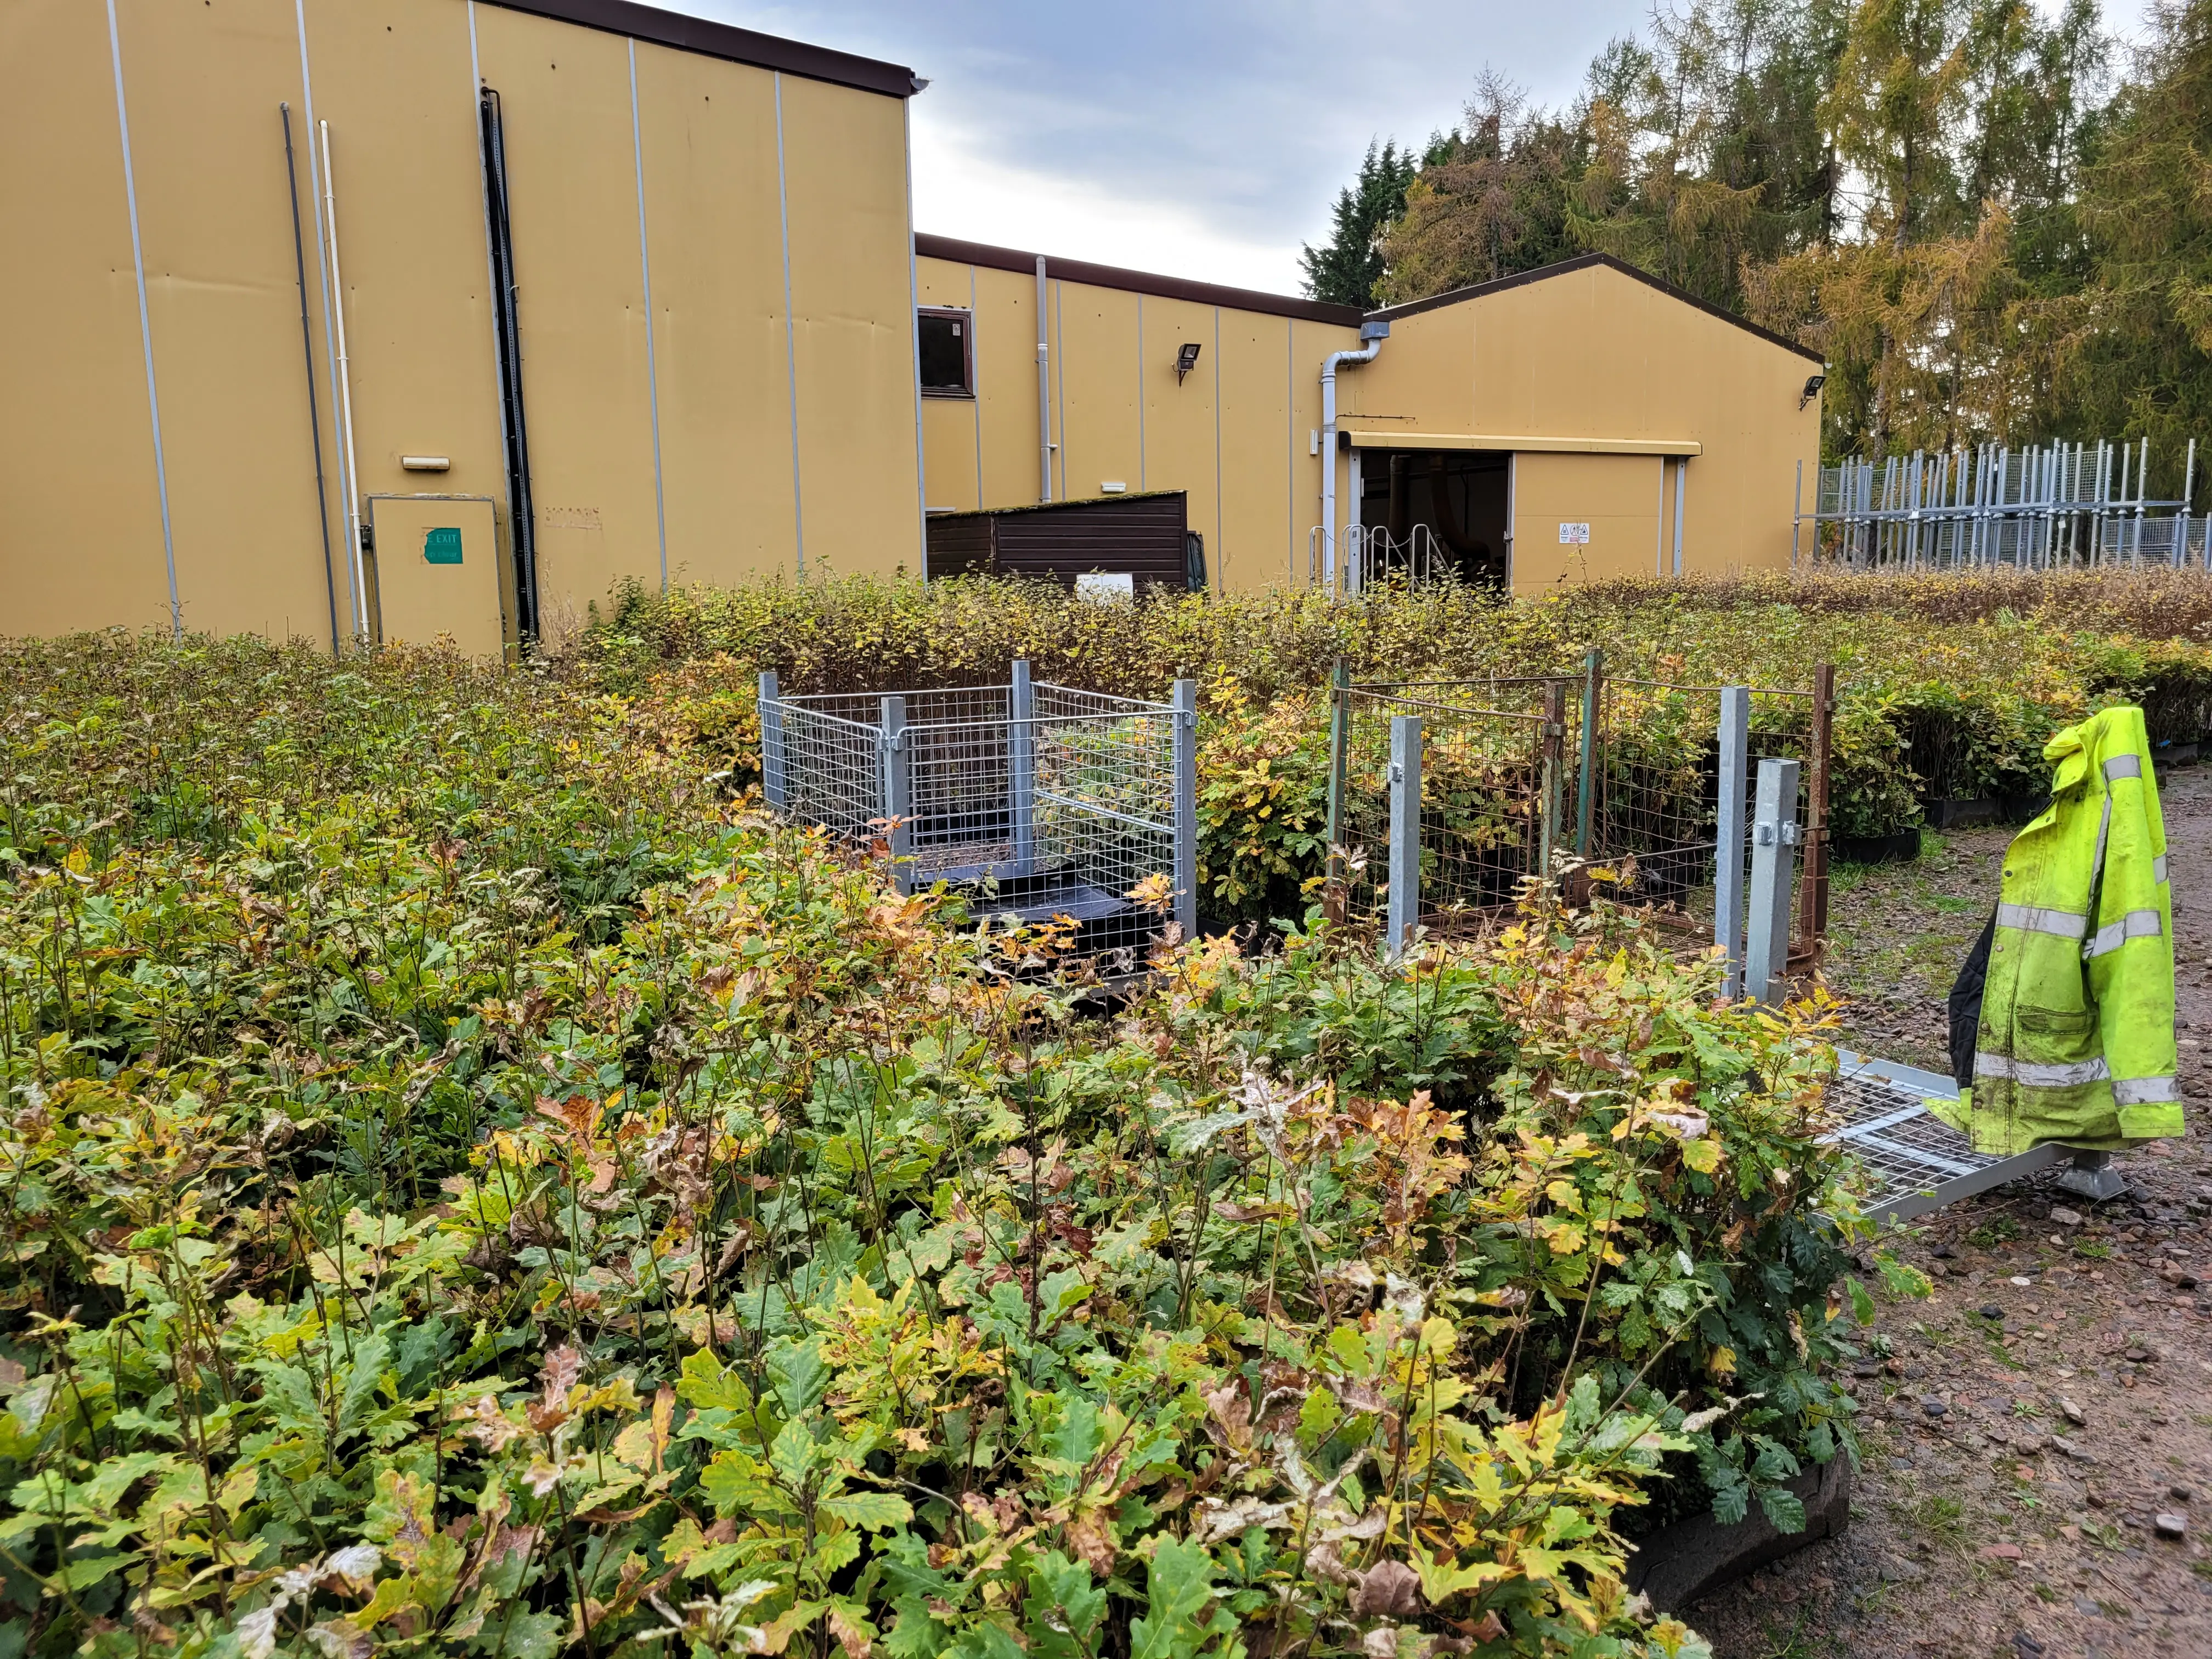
(924, 492, 1199, 592)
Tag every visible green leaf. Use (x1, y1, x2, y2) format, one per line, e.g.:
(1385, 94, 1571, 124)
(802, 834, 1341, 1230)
(676, 1348, 753, 1414)
(1756, 1483, 1808, 1534)
(1847, 1277, 1877, 1326)
(1023, 1551, 1108, 1659)
(821, 1491, 914, 1532)
(57, 1553, 129, 1592)
(332, 1331, 392, 1440)
(1129, 1536, 1218, 1659)
(1046, 1395, 1102, 1469)
(489, 1607, 563, 1659)
(766, 1338, 830, 1418)
(252, 1361, 325, 1440)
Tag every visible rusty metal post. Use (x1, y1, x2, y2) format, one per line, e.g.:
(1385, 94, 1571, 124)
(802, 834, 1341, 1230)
(1540, 678, 1567, 878)
(1798, 662, 1835, 957)
(1575, 647, 1601, 856)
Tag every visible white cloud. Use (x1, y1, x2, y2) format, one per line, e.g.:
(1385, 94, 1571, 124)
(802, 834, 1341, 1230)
(909, 114, 1307, 292)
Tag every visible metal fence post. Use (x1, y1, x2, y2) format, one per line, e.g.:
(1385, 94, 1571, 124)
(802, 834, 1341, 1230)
(1009, 658, 1036, 875)
(1386, 714, 1423, 961)
(758, 669, 785, 811)
(1745, 756, 1801, 1003)
(1576, 648, 1601, 856)
(879, 694, 913, 895)
(1324, 657, 1350, 923)
(1539, 679, 1567, 878)
(1172, 678, 1199, 943)
(1714, 686, 1751, 997)
(1799, 662, 1835, 953)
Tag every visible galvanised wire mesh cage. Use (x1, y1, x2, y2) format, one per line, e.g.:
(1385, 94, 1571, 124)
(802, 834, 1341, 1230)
(759, 663, 1197, 963)
(1330, 677, 1566, 939)
(1586, 673, 1827, 963)
(1327, 656, 1835, 976)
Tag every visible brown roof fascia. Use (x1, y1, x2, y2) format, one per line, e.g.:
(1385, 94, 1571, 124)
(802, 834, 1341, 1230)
(927, 489, 1188, 521)
(483, 0, 921, 98)
(915, 234, 1364, 327)
(1365, 251, 1824, 364)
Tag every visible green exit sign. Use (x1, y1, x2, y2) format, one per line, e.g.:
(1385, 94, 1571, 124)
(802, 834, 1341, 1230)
(423, 527, 464, 565)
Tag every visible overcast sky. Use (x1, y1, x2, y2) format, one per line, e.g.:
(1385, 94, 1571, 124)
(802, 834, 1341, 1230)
(684, 0, 2157, 296)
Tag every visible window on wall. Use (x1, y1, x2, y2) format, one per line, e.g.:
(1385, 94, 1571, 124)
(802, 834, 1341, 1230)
(918, 308, 973, 397)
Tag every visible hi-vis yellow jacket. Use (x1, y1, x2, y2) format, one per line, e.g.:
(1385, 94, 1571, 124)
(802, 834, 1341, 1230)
(1936, 706, 2180, 1155)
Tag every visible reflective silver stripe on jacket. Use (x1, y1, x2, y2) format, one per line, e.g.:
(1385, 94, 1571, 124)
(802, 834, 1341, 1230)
(1997, 902, 2088, 940)
(2104, 753, 2143, 781)
(2085, 909, 2163, 958)
(1974, 1052, 2111, 1087)
(2154, 853, 2169, 884)
(2113, 1075, 2181, 1106)
(2092, 792, 2113, 896)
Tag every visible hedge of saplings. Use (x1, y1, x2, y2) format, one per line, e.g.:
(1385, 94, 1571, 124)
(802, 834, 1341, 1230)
(0, 633, 1922, 1659)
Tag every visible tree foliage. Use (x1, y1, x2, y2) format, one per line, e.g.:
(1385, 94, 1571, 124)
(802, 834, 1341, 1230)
(1308, 0, 2212, 473)
(1298, 140, 1422, 306)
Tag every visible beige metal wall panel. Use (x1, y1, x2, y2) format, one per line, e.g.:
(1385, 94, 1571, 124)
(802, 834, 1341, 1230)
(1508, 452, 1664, 590)
(974, 264, 1043, 506)
(1056, 285, 1143, 501)
(0, 0, 172, 636)
(915, 256, 981, 513)
(298, 0, 509, 636)
(365, 494, 501, 653)
(116, 0, 333, 644)
(633, 41, 798, 584)
(1136, 294, 1218, 570)
(474, 6, 658, 641)
(1212, 312, 1292, 591)
(777, 73, 923, 578)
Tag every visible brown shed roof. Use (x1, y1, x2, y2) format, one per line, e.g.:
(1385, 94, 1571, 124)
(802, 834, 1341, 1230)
(486, 0, 922, 98)
(915, 234, 1365, 327)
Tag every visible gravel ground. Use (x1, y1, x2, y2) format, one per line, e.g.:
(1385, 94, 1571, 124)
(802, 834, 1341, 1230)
(1690, 761, 2212, 1659)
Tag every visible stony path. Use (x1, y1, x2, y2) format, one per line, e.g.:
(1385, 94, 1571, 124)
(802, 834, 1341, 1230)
(1691, 763, 2212, 1659)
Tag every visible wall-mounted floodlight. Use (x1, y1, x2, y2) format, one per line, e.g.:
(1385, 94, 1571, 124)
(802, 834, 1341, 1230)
(1174, 342, 1203, 383)
(1798, 372, 1827, 410)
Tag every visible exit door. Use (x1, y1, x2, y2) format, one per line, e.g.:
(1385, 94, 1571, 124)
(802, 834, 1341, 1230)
(363, 495, 506, 658)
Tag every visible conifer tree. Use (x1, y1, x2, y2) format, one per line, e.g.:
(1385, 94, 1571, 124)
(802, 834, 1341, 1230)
(1299, 140, 1419, 306)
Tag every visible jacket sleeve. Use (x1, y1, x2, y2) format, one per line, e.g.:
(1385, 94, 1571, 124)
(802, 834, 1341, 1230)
(2088, 721, 2181, 1139)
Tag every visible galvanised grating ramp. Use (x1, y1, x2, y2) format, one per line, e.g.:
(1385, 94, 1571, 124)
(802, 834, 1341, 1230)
(1822, 1051, 2062, 1223)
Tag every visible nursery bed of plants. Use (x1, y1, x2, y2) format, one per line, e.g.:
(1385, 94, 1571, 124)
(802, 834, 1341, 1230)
(584, 569, 2212, 934)
(0, 633, 1906, 1658)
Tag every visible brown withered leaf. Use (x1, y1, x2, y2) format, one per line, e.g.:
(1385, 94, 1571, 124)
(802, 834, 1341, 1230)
(1063, 1514, 1118, 1576)
(528, 1345, 582, 1432)
(1212, 1201, 1289, 1224)
(1201, 1383, 1254, 1453)
(1349, 1559, 1423, 1619)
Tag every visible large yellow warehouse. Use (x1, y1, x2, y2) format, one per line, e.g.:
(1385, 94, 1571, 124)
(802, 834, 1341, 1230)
(1, 0, 1823, 652)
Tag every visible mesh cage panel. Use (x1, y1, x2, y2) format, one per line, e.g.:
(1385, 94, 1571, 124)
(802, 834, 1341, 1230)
(771, 676, 1182, 963)
(1587, 678, 1818, 952)
(1336, 681, 1558, 936)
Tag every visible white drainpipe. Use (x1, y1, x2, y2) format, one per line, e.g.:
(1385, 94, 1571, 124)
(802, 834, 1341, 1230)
(1036, 255, 1054, 501)
(1321, 319, 1388, 591)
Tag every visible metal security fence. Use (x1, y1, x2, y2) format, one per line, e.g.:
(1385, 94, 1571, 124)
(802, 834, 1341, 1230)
(1329, 657, 1833, 995)
(761, 663, 1197, 958)
(1796, 438, 2210, 570)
